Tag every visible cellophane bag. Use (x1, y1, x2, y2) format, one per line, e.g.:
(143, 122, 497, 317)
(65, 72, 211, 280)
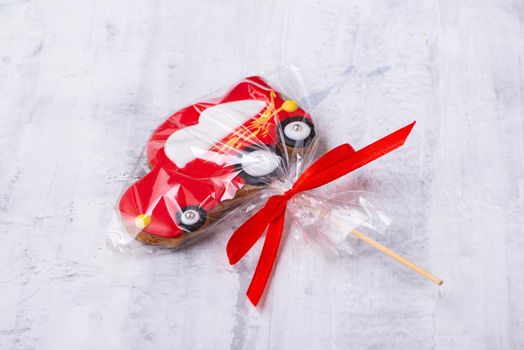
(108, 67, 390, 254)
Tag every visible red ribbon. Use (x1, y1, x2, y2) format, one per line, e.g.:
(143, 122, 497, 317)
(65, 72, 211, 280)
(227, 121, 416, 306)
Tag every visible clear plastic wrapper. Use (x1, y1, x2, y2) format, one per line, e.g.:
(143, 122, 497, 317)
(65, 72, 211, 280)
(108, 68, 390, 254)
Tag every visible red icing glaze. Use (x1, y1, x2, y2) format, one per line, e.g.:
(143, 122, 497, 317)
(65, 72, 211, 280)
(118, 76, 314, 239)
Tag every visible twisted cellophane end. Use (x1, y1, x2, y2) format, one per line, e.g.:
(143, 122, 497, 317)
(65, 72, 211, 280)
(287, 189, 392, 256)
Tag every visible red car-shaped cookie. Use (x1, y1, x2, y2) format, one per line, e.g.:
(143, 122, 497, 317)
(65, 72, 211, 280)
(118, 76, 316, 242)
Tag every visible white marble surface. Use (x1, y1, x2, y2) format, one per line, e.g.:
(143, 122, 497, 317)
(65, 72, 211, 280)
(1, 1, 524, 349)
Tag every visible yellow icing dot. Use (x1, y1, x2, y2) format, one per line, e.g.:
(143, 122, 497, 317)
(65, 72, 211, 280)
(135, 214, 151, 229)
(282, 100, 298, 112)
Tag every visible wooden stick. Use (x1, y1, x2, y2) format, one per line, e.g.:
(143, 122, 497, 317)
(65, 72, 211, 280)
(328, 214, 443, 286)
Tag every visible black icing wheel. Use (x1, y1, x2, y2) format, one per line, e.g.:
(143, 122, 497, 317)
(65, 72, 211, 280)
(176, 206, 207, 232)
(278, 116, 316, 149)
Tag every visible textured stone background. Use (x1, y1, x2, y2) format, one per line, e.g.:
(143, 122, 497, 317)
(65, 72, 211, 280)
(1, 1, 523, 349)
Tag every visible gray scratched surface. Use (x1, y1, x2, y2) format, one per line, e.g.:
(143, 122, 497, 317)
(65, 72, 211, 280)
(1, 1, 523, 349)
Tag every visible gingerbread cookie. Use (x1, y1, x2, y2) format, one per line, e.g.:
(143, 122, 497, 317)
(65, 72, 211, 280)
(118, 76, 316, 248)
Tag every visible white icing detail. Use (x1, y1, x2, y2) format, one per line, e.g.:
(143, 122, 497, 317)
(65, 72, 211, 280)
(241, 149, 280, 177)
(164, 100, 267, 167)
(284, 121, 311, 141)
(180, 209, 200, 225)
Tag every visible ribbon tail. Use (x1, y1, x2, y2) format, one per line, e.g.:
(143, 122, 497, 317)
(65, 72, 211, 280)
(294, 121, 416, 191)
(358, 121, 415, 159)
(227, 195, 285, 265)
(334, 121, 415, 173)
(246, 212, 286, 306)
(291, 143, 356, 191)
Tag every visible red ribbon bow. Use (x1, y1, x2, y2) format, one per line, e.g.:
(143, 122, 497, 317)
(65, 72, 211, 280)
(226, 121, 416, 306)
